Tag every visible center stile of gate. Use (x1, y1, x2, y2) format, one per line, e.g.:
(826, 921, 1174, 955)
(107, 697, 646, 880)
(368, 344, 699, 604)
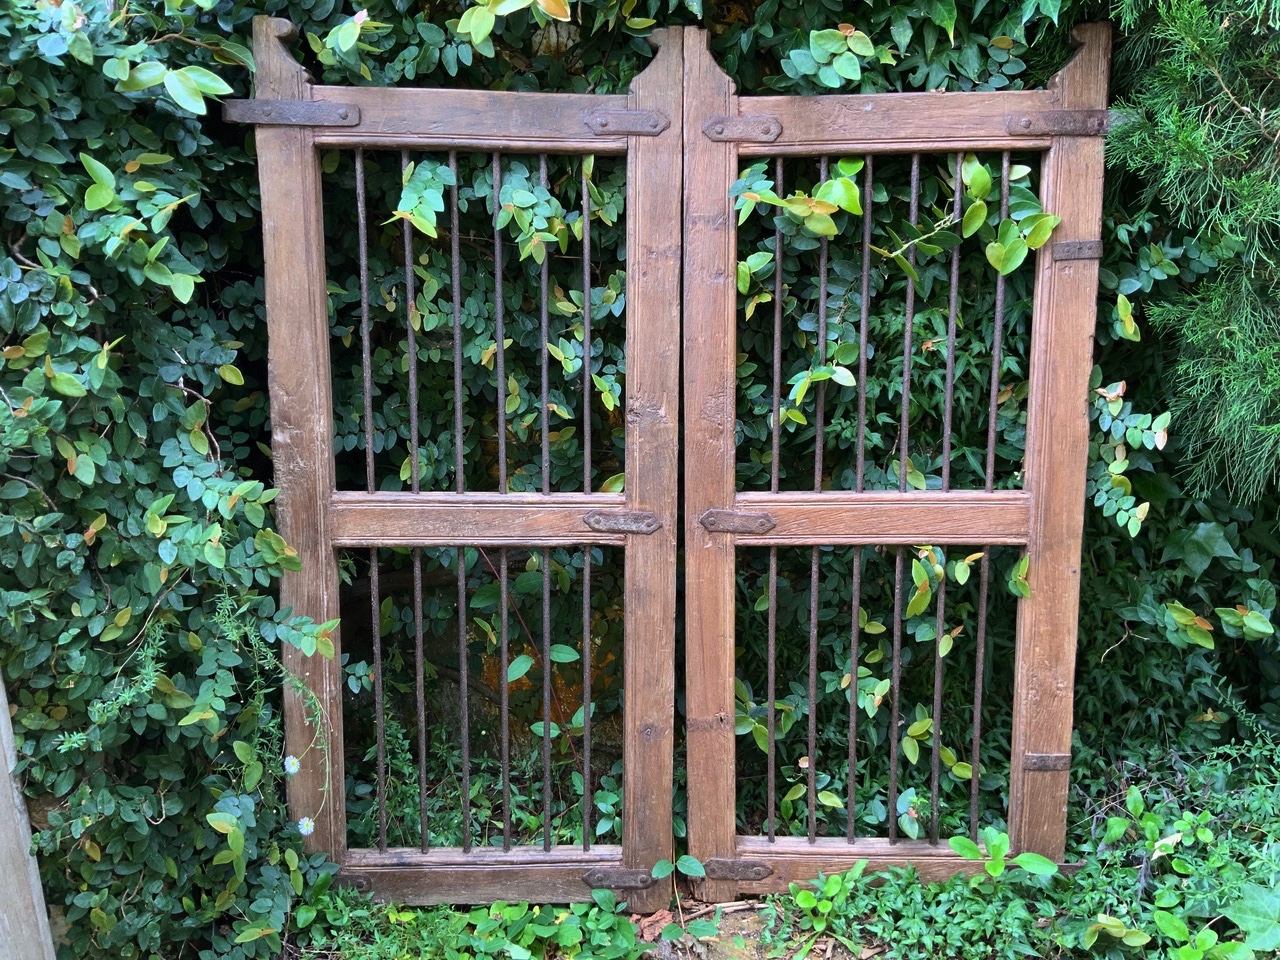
(237, 17, 1107, 910)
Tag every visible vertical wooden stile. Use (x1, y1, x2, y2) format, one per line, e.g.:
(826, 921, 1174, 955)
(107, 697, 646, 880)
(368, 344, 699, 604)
(250, 17, 346, 858)
(1008, 23, 1111, 860)
(621, 30, 684, 912)
(681, 31, 740, 904)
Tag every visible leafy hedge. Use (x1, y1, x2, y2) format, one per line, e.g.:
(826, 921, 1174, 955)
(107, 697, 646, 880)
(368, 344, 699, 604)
(3, 0, 1278, 957)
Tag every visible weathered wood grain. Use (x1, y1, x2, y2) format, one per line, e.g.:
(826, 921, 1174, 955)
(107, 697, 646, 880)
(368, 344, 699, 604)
(252, 16, 347, 859)
(1007, 23, 1111, 862)
(680, 29, 741, 904)
(619, 28, 684, 915)
(730, 491, 1031, 545)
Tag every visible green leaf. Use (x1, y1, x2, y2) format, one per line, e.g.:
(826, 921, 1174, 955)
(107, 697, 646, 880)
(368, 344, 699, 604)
(80, 153, 115, 188)
(1153, 910, 1189, 942)
(118, 61, 167, 92)
(49, 372, 87, 397)
(169, 273, 196, 304)
(179, 65, 233, 96)
(549, 644, 579, 662)
(163, 69, 207, 114)
(948, 836, 983, 860)
(206, 812, 237, 834)
(1225, 884, 1280, 951)
(507, 654, 534, 683)
(217, 364, 244, 385)
(676, 854, 706, 877)
(1011, 852, 1059, 876)
(651, 859, 675, 879)
(962, 200, 987, 238)
(817, 790, 842, 808)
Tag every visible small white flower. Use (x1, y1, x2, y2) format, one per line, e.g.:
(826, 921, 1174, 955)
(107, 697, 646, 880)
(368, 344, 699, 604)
(283, 755, 301, 776)
(353, 9, 368, 24)
(297, 817, 316, 837)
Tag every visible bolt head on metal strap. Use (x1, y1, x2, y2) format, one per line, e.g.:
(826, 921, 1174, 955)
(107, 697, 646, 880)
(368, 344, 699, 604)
(1006, 110, 1109, 137)
(582, 509, 662, 535)
(223, 99, 360, 127)
(584, 109, 670, 137)
(703, 858, 774, 882)
(703, 115, 783, 143)
(699, 509, 777, 535)
(583, 867, 657, 890)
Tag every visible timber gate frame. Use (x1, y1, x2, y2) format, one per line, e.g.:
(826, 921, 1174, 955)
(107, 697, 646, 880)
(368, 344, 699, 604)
(232, 17, 1108, 910)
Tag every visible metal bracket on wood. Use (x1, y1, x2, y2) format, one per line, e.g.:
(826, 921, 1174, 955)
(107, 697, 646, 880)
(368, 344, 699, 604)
(699, 509, 777, 535)
(1051, 240, 1104, 261)
(582, 510, 662, 535)
(584, 109, 670, 137)
(223, 100, 361, 127)
(1023, 753, 1071, 772)
(583, 867, 658, 890)
(1006, 110, 1109, 137)
(703, 858, 774, 882)
(703, 116, 783, 143)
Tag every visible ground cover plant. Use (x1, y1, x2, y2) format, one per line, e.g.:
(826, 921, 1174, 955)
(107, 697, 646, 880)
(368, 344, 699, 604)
(3, 0, 1280, 957)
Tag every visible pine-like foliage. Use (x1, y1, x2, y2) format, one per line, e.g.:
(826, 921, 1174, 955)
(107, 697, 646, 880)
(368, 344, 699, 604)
(1109, 0, 1280, 500)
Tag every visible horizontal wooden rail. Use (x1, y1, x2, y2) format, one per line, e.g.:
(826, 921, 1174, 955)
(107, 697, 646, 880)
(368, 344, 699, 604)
(329, 491, 633, 546)
(733, 836, 985, 893)
(341, 845, 622, 905)
(726, 490, 1030, 545)
(735, 90, 1059, 156)
(310, 87, 630, 152)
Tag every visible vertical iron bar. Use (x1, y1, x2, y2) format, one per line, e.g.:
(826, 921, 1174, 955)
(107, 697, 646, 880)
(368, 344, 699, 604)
(540, 155, 551, 496)
(887, 547, 905, 842)
(846, 555, 861, 841)
(940, 153, 965, 488)
(969, 154, 1010, 840)
(581, 162, 593, 493)
(807, 545, 819, 844)
(898, 156, 920, 492)
(493, 153, 507, 492)
(450, 151, 464, 493)
(856, 156, 873, 485)
(582, 547, 593, 848)
(458, 550, 471, 852)
(500, 548, 511, 851)
(355, 151, 387, 854)
(929, 577, 946, 844)
(767, 158, 783, 843)
(401, 151, 429, 853)
(542, 547, 553, 851)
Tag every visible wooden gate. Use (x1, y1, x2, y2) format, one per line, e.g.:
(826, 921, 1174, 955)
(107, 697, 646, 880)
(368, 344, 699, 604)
(682, 29, 1108, 897)
(233, 18, 1107, 908)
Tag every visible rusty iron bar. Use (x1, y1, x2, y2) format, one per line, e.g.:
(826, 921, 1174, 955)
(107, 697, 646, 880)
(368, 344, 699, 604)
(582, 547, 593, 849)
(500, 548, 512, 851)
(887, 546, 905, 843)
(540, 155, 552, 497)
(898, 155, 920, 493)
(856, 156, 873, 486)
(846, 554, 862, 841)
(542, 547, 553, 851)
(930, 576, 946, 844)
(766, 157, 783, 844)
(457, 551, 472, 852)
(493, 154, 508, 492)
(968, 153, 1012, 839)
(941, 153, 964, 488)
(582, 163, 593, 494)
(450, 151, 464, 493)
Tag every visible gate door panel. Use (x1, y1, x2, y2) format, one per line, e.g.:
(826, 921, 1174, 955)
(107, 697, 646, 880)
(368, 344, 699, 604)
(682, 27, 1109, 899)
(243, 17, 681, 911)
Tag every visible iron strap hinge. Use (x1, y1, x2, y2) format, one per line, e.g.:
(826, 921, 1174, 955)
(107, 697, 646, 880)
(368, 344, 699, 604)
(703, 115, 783, 143)
(1024, 753, 1071, 772)
(699, 509, 777, 535)
(582, 509, 662, 535)
(1006, 110, 1109, 137)
(703, 858, 774, 882)
(584, 109, 670, 137)
(223, 100, 360, 127)
(1052, 240, 1104, 261)
(583, 867, 658, 890)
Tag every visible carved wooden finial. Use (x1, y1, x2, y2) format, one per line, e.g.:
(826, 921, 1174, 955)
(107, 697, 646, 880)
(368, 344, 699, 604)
(252, 16, 311, 97)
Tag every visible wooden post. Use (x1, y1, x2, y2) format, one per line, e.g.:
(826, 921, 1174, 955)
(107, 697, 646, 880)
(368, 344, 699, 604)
(681, 29, 741, 903)
(251, 16, 346, 860)
(1, 683, 57, 960)
(1007, 23, 1111, 860)
(621, 29, 684, 914)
